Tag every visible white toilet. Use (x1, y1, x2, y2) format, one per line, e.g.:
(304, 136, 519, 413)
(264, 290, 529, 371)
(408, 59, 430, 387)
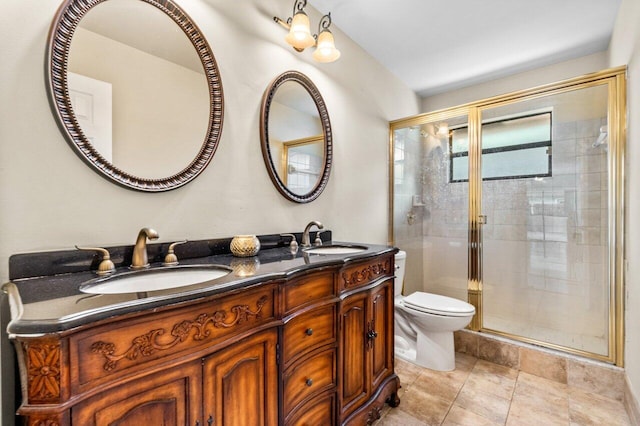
(394, 250, 475, 371)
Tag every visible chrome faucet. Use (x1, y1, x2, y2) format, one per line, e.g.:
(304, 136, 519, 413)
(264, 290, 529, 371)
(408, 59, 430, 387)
(302, 221, 324, 248)
(131, 227, 159, 269)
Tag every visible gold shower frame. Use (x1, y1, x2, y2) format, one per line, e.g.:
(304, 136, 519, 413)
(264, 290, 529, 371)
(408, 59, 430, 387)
(388, 66, 627, 366)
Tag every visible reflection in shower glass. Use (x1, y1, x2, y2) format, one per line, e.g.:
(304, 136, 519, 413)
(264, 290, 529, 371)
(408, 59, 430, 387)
(481, 84, 610, 357)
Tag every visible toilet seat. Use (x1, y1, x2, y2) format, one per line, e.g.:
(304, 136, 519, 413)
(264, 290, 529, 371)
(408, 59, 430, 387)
(403, 292, 475, 317)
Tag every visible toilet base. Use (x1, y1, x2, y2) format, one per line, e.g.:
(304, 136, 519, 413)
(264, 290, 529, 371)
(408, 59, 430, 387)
(394, 331, 456, 371)
(394, 335, 417, 364)
(415, 330, 455, 371)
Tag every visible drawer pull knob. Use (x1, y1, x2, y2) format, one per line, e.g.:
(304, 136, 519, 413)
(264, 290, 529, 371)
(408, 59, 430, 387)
(305, 328, 313, 336)
(305, 378, 313, 387)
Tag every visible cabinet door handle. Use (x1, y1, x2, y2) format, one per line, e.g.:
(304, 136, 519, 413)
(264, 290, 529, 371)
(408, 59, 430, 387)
(305, 328, 313, 336)
(207, 415, 214, 425)
(367, 329, 378, 339)
(305, 378, 313, 387)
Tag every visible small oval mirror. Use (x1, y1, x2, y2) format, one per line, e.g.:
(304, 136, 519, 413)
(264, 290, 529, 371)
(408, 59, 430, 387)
(260, 71, 332, 203)
(47, 0, 224, 192)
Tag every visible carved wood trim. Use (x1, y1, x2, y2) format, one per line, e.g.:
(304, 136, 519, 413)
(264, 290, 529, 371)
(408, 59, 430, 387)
(341, 260, 391, 288)
(24, 342, 62, 403)
(29, 419, 61, 426)
(365, 405, 383, 425)
(91, 296, 269, 371)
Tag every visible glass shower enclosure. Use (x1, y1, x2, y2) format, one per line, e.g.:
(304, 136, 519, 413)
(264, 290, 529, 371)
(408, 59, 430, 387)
(389, 68, 626, 364)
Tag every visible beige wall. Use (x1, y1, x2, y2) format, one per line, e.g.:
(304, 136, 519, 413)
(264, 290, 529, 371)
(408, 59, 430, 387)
(609, 0, 640, 414)
(421, 51, 608, 113)
(0, 1, 419, 424)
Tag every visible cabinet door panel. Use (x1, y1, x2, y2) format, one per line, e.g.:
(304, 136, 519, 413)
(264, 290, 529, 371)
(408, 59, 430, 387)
(73, 362, 201, 426)
(370, 280, 394, 389)
(203, 330, 278, 426)
(339, 292, 368, 416)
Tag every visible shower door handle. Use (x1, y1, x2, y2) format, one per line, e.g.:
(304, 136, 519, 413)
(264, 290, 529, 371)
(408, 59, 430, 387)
(478, 215, 487, 225)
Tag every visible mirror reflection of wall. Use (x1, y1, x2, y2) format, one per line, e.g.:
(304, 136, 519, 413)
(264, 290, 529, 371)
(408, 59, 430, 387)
(67, 0, 209, 179)
(268, 81, 324, 195)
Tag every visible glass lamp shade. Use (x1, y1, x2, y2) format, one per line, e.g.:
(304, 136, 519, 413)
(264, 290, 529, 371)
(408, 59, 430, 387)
(285, 12, 316, 50)
(437, 123, 449, 136)
(312, 30, 341, 63)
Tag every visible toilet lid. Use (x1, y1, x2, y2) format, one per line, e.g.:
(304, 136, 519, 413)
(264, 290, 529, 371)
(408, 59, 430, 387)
(403, 292, 475, 317)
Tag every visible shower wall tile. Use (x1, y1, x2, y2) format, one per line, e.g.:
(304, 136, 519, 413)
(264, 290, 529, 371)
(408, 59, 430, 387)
(493, 209, 529, 225)
(576, 137, 603, 156)
(577, 155, 606, 173)
(576, 190, 602, 209)
(576, 208, 601, 227)
(577, 118, 602, 138)
(493, 224, 527, 241)
(577, 172, 602, 191)
(550, 174, 577, 189)
(553, 138, 576, 155)
(553, 122, 577, 140)
(553, 155, 577, 175)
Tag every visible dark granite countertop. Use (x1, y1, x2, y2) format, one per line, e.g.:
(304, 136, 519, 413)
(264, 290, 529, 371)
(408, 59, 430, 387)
(3, 240, 397, 336)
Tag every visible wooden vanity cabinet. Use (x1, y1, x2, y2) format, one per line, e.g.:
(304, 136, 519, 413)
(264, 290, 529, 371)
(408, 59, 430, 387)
(338, 256, 399, 425)
(13, 251, 399, 425)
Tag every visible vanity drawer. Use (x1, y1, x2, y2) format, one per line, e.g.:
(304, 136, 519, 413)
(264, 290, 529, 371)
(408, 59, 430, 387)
(283, 271, 335, 314)
(283, 348, 336, 415)
(285, 390, 336, 426)
(70, 285, 276, 391)
(339, 255, 394, 291)
(282, 304, 336, 366)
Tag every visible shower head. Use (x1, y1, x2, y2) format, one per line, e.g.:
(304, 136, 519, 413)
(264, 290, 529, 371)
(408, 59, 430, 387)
(592, 125, 608, 148)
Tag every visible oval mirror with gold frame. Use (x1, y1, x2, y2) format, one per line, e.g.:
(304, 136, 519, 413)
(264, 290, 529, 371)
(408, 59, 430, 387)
(260, 71, 332, 203)
(47, 0, 224, 192)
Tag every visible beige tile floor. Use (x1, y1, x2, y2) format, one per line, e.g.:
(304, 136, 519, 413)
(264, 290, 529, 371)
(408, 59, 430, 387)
(376, 353, 631, 426)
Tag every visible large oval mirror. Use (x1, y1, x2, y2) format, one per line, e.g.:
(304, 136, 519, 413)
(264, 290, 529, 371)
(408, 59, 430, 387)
(47, 0, 223, 192)
(260, 71, 332, 203)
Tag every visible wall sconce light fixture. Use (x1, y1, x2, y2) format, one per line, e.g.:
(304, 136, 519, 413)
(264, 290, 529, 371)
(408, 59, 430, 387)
(274, 0, 341, 63)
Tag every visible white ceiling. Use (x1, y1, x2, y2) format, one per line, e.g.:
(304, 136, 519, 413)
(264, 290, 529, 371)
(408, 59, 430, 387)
(309, 0, 622, 97)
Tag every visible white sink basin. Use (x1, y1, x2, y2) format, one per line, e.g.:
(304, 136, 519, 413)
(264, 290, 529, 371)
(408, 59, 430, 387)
(80, 266, 232, 294)
(304, 245, 367, 255)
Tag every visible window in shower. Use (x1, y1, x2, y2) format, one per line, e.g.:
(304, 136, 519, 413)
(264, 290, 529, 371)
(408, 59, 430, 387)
(450, 112, 552, 182)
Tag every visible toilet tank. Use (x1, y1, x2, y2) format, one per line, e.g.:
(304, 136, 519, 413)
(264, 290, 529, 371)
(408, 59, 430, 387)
(394, 250, 407, 297)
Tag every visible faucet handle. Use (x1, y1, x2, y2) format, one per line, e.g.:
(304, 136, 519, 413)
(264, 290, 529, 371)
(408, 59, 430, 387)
(75, 245, 116, 276)
(280, 234, 299, 253)
(163, 240, 188, 266)
(314, 231, 325, 246)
